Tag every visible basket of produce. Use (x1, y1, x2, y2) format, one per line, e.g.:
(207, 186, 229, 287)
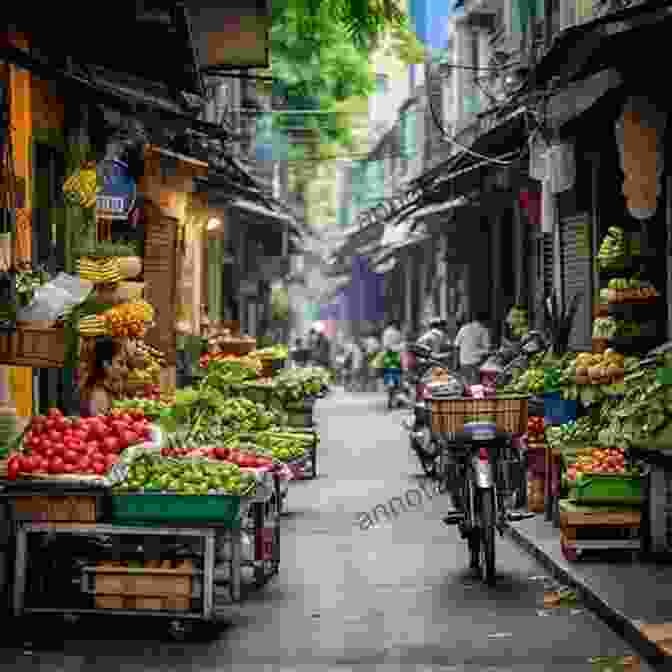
(110, 457, 257, 525)
(429, 398, 467, 434)
(77, 257, 124, 284)
(606, 277, 659, 304)
(573, 350, 625, 386)
(569, 471, 642, 505)
(464, 399, 496, 422)
(495, 396, 529, 434)
(597, 226, 629, 270)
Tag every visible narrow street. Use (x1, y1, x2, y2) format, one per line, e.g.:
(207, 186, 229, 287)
(1, 390, 650, 671)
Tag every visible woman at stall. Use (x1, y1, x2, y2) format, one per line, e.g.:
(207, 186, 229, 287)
(80, 336, 128, 416)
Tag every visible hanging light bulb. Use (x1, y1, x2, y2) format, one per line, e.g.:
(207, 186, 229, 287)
(207, 217, 221, 231)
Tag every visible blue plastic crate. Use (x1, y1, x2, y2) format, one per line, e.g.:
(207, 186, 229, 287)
(383, 368, 402, 386)
(543, 393, 577, 426)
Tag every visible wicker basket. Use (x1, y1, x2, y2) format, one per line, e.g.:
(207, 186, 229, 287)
(218, 339, 257, 356)
(429, 398, 497, 434)
(495, 397, 528, 434)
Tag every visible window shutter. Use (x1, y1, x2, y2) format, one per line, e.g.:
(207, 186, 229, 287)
(561, 214, 592, 351)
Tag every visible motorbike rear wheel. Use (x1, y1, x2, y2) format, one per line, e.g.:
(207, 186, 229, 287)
(479, 489, 497, 585)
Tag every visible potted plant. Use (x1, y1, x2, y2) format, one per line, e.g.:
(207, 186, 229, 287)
(540, 290, 584, 357)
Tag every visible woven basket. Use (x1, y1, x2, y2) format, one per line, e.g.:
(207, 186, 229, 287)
(495, 397, 528, 434)
(429, 398, 468, 434)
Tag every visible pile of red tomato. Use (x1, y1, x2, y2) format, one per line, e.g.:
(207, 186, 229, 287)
(161, 444, 274, 469)
(5, 407, 152, 480)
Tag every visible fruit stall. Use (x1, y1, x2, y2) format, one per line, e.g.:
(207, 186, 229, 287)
(504, 270, 672, 561)
(0, 343, 329, 628)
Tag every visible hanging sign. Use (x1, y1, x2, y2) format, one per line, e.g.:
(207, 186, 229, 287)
(96, 159, 137, 220)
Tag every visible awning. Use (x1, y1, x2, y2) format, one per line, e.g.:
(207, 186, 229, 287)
(7, 5, 203, 95)
(530, 1, 672, 89)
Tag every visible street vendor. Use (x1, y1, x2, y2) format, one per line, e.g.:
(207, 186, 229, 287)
(80, 336, 128, 416)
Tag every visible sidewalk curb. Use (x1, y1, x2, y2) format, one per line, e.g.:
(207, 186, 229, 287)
(505, 522, 669, 671)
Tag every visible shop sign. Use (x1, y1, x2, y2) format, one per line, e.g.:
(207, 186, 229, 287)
(96, 159, 137, 220)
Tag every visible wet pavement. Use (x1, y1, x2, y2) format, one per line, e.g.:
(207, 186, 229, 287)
(0, 389, 654, 671)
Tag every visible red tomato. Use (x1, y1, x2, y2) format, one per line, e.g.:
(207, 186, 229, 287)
(48, 407, 62, 418)
(131, 422, 146, 437)
(103, 437, 120, 454)
(93, 461, 107, 476)
(36, 457, 49, 473)
(70, 418, 82, 429)
(74, 430, 88, 442)
(214, 447, 229, 460)
(20, 455, 34, 473)
(90, 451, 105, 464)
(52, 443, 65, 457)
(56, 417, 69, 432)
(78, 456, 92, 472)
(7, 456, 20, 480)
(119, 413, 133, 425)
(64, 449, 79, 464)
(63, 463, 76, 474)
(27, 455, 41, 472)
(48, 429, 61, 443)
(44, 448, 56, 459)
(86, 440, 101, 455)
(122, 431, 139, 449)
(49, 457, 65, 474)
(111, 421, 127, 437)
(89, 422, 106, 440)
(104, 454, 118, 469)
(45, 419, 56, 432)
(30, 436, 42, 450)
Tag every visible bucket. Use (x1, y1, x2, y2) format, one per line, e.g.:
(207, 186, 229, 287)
(543, 393, 577, 426)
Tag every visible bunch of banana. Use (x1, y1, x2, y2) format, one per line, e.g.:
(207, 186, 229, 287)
(78, 315, 108, 336)
(597, 227, 627, 269)
(128, 368, 153, 383)
(77, 257, 123, 284)
(63, 165, 99, 209)
(136, 342, 166, 368)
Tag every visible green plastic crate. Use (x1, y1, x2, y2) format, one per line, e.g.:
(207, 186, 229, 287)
(111, 494, 242, 526)
(569, 473, 643, 505)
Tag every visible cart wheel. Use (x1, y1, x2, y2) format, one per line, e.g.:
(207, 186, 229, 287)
(168, 620, 192, 640)
(561, 540, 578, 562)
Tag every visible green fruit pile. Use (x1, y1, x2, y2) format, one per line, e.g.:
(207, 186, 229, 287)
(509, 367, 545, 395)
(112, 456, 256, 496)
(273, 367, 331, 403)
(598, 227, 627, 269)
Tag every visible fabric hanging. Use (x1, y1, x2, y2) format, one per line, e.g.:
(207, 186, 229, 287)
(548, 141, 575, 194)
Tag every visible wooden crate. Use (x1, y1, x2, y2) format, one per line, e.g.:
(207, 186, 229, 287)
(559, 500, 641, 560)
(0, 326, 66, 367)
(527, 477, 545, 513)
(10, 495, 102, 523)
(94, 560, 194, 607)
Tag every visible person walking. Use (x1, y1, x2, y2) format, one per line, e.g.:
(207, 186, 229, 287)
(363, 331, 381, 392)
(453, 311, 492, 385)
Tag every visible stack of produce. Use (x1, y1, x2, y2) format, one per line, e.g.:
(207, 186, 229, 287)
(112, 399, 170, 420)
(559, 351, 638, 404)
(546, 417, 599, 453)
(273, 367, 331, 404)
(506, 306, 529, 339)
(252, 345, 289, 360)
(572, 350, 626, 385)
(564, 446, 630, 483)
(63, 164, 98, 209)
(607, 277, 659, 303)
(597, 226, 628, 269)
(111, 455, 256, 496)
(76, 258, 123, 284)
(4, 407, 151, 479)
(504, 367, 546, 396)
(200, 357, 262, 393)
(592, 317, 617, 340)
(597, 352, 672, 451)
(103, 301, 154, 338)
(78, 314, 108, 337)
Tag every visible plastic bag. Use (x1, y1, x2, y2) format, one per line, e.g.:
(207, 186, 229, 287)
(17, 273, 93, 322)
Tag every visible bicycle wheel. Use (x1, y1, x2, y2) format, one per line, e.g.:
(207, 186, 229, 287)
(479, 489, 497, 585)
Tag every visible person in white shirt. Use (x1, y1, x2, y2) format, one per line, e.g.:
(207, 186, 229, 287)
(382, 322, 402, 352)
(453, 311, 492, 385)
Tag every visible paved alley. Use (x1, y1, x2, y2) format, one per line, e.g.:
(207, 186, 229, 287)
(0, 390, 655, 671)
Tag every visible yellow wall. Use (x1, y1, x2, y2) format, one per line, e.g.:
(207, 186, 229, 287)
(8, 37, 33, 417)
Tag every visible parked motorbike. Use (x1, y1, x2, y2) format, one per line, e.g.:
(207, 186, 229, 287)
(402, 343, 458, 477)
(479, 330, 548, 387)
(440, 432, 526, 584)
